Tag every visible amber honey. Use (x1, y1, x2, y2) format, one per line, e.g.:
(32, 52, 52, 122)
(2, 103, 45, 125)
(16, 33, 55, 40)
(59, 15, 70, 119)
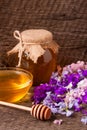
(21, 49, 57, 85)
(0, 68, 33, 102)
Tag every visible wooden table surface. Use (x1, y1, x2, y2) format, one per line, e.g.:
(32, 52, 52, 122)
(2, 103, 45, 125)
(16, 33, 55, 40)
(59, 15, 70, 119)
(0, 100, 87, 130)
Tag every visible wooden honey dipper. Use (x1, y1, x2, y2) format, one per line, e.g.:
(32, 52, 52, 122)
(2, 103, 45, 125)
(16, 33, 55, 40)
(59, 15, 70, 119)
(0, 101, 51, 120)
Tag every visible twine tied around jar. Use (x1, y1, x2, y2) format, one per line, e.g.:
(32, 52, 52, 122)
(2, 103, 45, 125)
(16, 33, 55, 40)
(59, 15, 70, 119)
(7, 29, 59, 67)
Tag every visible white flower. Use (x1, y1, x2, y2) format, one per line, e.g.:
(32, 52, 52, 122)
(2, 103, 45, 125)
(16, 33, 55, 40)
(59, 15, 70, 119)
(66, 110, 73, 117)
(78, 78, 87, 89)
(81, 116, 87, 125)
(66, 83, 73, 90)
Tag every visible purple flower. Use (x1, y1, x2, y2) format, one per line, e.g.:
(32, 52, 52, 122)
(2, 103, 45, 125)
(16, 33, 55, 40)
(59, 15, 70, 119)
(82, 91, 87, 104)
(82, 69, 87, 77)
(49, 78, 57, 85)
(73, 104, 82, 112)
(55, 87, 67, 95)
(32, 61, 87, 124)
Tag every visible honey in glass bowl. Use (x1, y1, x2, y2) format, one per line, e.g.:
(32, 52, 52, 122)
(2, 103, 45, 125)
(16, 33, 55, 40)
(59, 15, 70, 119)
(0, 67, 33, 102)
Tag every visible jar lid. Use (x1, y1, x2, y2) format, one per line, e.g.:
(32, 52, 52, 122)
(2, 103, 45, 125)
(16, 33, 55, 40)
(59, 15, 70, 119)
(21, 29, 53, 44)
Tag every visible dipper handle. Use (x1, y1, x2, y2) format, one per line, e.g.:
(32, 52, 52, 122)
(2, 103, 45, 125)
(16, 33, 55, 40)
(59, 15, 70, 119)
(0, 101, 51, 120)
(0, 101, 31, 111)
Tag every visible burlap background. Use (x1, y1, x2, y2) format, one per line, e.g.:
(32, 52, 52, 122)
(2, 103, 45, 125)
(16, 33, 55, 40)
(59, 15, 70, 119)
(0, 0, 87, 130)
(0, 0, 87, 67)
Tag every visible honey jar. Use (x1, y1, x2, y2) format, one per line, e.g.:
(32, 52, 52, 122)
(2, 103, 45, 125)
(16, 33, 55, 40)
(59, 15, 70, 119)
(8, 29, 59, 85)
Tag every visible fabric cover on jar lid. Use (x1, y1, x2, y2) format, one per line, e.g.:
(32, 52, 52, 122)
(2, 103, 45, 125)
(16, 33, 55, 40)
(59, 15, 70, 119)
(21, 29, 53, 44)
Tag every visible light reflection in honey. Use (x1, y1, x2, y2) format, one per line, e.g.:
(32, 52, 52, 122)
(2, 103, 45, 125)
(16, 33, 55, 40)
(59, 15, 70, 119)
(0, 69, 33, 102)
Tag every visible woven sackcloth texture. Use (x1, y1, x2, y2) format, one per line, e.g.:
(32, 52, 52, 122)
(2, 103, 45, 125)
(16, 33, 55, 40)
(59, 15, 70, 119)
(0, 0, 87, 66)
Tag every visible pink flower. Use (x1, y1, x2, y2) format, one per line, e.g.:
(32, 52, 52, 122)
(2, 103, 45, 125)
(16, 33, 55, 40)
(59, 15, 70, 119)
(53, 119, 63, 125)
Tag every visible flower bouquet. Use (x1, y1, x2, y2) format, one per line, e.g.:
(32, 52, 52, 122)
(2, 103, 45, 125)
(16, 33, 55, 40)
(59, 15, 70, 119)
(32, 61, 87, 124)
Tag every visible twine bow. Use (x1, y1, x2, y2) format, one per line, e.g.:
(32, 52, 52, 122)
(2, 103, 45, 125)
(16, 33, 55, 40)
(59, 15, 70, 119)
(8, 30, 45, 67)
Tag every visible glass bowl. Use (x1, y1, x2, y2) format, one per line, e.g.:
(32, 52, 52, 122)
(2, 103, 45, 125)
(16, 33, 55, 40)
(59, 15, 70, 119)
(0, 67, 33, 103)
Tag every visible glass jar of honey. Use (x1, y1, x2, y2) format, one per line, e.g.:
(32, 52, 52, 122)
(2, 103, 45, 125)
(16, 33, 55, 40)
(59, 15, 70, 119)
(8, 29, 59, 85)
